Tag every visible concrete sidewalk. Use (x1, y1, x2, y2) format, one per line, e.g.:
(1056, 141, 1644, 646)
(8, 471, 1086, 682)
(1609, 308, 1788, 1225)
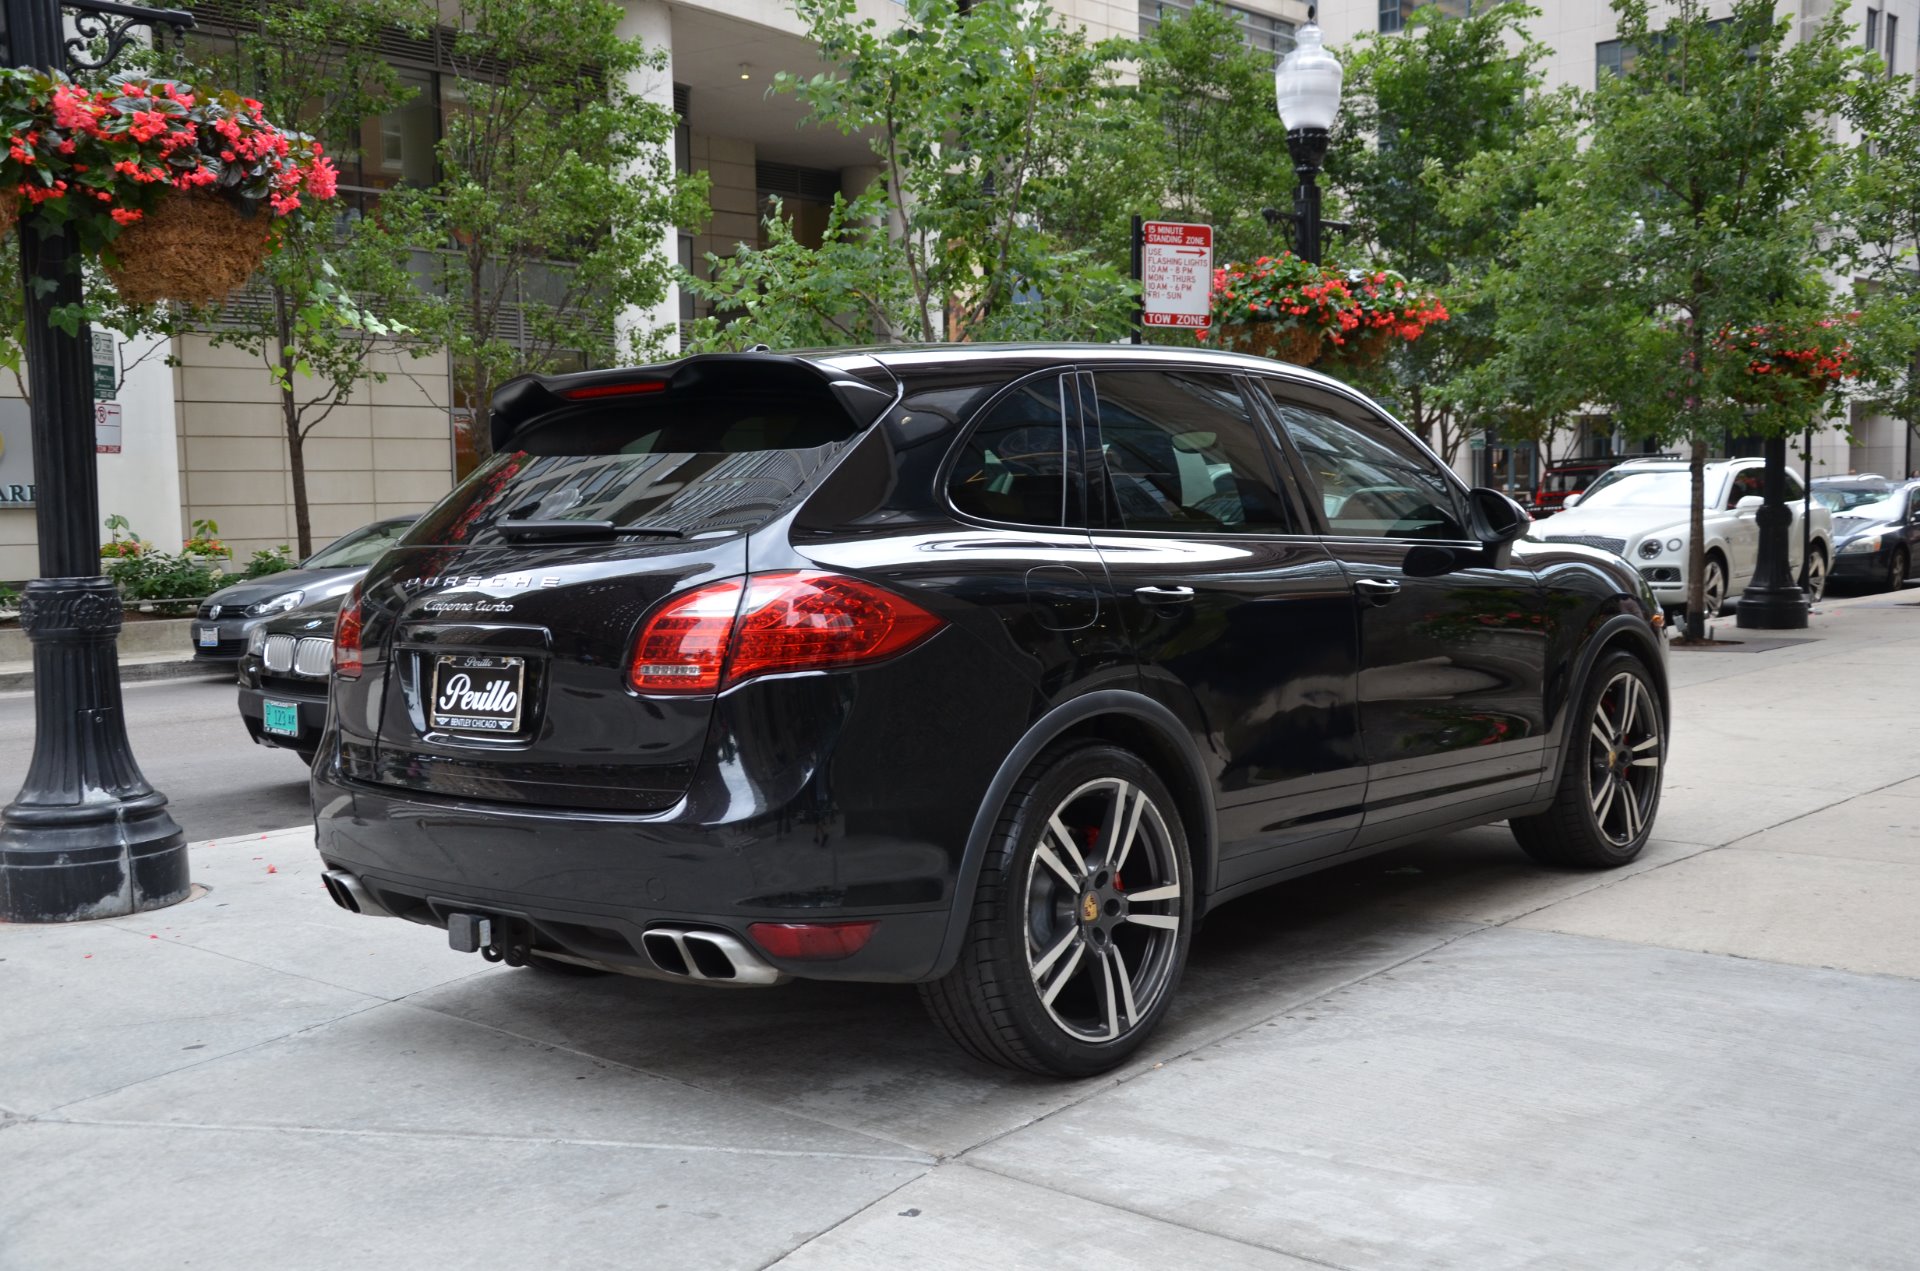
(5, 593, 1920, 1269)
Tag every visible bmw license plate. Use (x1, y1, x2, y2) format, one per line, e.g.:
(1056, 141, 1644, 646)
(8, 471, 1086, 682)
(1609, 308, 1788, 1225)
(262, 700, 301, 738)
(430, 654, 525, 737)
(199, 626, 220, 647)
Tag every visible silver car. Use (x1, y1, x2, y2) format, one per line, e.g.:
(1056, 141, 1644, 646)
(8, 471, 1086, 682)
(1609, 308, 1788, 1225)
(190, 516, 416, 661)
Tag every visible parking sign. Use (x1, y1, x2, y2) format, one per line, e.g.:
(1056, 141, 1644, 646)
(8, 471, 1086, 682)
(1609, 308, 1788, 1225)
(1140, 221, 1213, 330)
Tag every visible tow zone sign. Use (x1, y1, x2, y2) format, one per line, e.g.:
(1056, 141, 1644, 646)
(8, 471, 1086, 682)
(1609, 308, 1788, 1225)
(1141, 221, 1213, 330)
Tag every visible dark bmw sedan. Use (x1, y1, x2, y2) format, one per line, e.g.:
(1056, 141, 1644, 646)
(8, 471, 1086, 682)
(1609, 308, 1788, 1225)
(311, 346, 1668, 1076)
(235, 598, 346, 765)
(191, 515, 417, 661)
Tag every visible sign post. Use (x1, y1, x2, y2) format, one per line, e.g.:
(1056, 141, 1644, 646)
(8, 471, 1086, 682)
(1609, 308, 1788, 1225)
(1139, 221, 1213, 336)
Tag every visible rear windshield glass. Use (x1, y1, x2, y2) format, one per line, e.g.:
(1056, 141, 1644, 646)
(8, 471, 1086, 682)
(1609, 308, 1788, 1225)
(407, 394, 862, 546)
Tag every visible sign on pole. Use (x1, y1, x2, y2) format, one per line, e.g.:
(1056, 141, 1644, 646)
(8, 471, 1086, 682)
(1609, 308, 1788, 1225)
(1139, 221, 1213, 330)
(92, 331, 117, 401)
(94, 401, 122, 455)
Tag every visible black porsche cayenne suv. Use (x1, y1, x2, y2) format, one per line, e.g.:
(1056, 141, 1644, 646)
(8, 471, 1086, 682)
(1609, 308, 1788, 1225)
(311, 345, 1668, 1077)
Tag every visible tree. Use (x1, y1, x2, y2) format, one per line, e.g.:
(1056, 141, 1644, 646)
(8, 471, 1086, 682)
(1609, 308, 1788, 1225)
(1323, 2, 1560, 464)
(381, 0, 707, 464)
(1842, 69, 1920, 479)
(689, 0, 1133, 350)
(187, 0, 438, 557)
(1472, 0, 1862, 636)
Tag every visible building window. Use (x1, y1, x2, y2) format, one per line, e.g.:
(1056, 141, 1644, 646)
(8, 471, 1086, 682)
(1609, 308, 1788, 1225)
(1888, 14, 1899, 73)
(1140, 0, 1296, 60)
(1867, 7, 1880, 50)
(1596, 38, 1624, 77)
(1380, 0, 1402, 33)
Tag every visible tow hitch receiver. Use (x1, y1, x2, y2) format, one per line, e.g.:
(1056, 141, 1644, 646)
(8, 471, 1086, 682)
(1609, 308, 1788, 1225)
(447, 913, 493, 953)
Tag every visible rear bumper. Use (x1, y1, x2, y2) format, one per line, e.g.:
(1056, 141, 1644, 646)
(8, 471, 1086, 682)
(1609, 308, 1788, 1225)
(312, 774, 956, 982)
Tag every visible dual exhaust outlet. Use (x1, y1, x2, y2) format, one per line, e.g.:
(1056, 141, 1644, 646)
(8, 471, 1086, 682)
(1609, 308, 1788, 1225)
(320, 869, 782, 985)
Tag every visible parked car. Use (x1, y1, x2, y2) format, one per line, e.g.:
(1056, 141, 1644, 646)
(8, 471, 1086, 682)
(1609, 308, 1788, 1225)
(1532, 455, 1668, 518)
(234, 598, 343, 765)
(310, 346, 1668, 1077)
(1816, 477, 1920, 592)
(191, 516, 417, 661)
(1528, 456, 1833, 618)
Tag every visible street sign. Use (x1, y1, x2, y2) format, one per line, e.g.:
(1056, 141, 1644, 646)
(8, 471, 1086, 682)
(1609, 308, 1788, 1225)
(1140, 221, 1213, 330)
(94, 401, 122, 454)
(92, 331, 116, 400)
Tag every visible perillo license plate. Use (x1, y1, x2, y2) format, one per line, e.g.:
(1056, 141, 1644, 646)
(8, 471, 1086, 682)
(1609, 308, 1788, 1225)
(429, 654, 526, 736)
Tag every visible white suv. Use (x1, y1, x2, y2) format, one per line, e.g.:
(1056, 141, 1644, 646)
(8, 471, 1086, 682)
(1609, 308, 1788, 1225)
(1525, 457, 1834, 616)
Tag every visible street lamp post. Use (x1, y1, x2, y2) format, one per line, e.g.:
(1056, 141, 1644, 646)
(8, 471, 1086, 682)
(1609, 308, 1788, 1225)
(0, 0, 196, 923)
(1273, 14, 1343, 266)
(1734, 433, 1810, 630)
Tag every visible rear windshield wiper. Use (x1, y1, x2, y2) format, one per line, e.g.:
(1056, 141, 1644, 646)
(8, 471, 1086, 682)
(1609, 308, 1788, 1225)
(496, 519, 688, 541)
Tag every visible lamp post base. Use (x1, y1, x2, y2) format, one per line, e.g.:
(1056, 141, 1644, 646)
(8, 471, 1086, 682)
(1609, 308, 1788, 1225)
(0, 577, 188, 923)
(1734, 586, 1810, 630)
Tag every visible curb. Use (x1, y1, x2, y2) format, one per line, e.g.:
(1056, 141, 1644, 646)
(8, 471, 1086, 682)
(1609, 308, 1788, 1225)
(0, 658, 233, 695)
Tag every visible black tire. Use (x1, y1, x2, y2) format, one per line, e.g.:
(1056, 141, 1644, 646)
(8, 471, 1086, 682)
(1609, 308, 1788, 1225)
(1886, 548, 1908, 594)
(1511, 649, 1665, 869)
(920, 742, 1194, 1077)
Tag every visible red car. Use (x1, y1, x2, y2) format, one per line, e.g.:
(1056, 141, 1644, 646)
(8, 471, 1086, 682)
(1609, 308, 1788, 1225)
(1535, 456, 1670, 517)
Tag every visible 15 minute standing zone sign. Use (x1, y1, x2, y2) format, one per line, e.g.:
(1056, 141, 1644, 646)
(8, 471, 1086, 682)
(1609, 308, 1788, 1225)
(1140, 221, 1213, 331)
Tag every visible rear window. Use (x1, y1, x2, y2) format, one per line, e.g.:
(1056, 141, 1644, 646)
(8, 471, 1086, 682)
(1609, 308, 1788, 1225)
(407, 392, 864, 546)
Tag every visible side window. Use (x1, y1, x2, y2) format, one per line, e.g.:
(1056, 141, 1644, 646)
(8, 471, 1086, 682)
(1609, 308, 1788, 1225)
(1261, 383, 1469, 541)
(947, 377, 1069, 527)
(1727, 468, 1766, 508)
(1090, 371, 1294, 534)
(1784, 470, 1806, 500)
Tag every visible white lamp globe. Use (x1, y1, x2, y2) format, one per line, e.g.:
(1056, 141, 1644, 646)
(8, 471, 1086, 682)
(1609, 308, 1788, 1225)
(1274, 22, 1343, 133)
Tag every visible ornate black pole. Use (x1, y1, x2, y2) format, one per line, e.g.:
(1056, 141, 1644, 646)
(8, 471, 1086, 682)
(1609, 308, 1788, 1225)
(1286, 130, 1328, 266)
(0, 0, 194, 922)
(1735, 434, 1810, 630)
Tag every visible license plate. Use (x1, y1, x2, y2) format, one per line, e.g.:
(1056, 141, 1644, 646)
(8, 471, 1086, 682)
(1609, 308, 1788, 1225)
(430, 654, 526, 737)
(262, 699, 301, 737)
(199, 626, 220, 647)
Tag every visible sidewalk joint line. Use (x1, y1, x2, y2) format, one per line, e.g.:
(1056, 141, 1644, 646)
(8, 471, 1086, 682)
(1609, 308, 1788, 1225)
(748, 1172, 930, 1271)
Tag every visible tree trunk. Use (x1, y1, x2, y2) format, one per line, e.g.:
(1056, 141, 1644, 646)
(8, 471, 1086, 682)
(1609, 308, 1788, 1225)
(275, 289, 313, 559)
(1684, 433, 1708, 638)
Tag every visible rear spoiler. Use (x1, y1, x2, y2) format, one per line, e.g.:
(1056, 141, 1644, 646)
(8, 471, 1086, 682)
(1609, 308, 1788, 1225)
(488, 353, 899, 454)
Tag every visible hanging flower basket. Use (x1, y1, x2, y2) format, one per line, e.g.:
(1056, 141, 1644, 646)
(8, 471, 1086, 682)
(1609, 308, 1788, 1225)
(1196, 255, 1448, 371)
(1216, 320, 1325, 366)
(1713, 315, 1858, 409)
(1, 70, 338, 304)
(103, 193, 272, 305)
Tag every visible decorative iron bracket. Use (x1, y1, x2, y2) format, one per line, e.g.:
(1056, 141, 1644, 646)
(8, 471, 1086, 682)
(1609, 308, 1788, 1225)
(61, 0, 195, 76)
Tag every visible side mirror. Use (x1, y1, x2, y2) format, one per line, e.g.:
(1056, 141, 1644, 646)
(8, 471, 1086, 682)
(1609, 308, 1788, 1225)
(1736, 495, 1765, 514)
(1469, 486, 1532, 545)
(1468, 487, 1531, 568)
(1562, 491, 1583, 509)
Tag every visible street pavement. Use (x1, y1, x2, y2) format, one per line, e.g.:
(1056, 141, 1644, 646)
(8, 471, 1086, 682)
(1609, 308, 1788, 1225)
(5, 589, 1920, 1269)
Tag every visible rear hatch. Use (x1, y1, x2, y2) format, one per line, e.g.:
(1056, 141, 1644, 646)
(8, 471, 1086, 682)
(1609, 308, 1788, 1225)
(342, 356, 895, 811)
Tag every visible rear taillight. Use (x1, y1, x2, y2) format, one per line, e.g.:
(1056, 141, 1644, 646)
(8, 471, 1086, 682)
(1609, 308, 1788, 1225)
(629, 571, 942, 694)
(332, 586, 364, 679)
(747, 921, 878, 961)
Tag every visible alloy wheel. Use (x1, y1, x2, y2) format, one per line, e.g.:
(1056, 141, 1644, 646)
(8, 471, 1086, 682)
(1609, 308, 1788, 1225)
(1892, 551, 1908, 592)
(1702, 559, 1726, 616)
(1805, 550, 1827, 602)
(1587, 672, 1661, 847)
(1023, 776, 1183, 1044)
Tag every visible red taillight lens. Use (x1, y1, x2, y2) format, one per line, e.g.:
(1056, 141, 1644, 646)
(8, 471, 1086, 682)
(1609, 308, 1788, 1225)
(332, 587, 364, 679)
(747, 921, 878, 961)
(558, 379, 668, 401)
(629, 578, 745, 693)
(628, 571, 942, 695)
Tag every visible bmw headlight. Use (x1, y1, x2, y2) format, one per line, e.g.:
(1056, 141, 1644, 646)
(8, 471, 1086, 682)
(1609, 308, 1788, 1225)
(248, 590, 305, 617)
(1638, 540, 1663, 560)
(246, 624, 268, 656)
(1841, 534, 1881, 555)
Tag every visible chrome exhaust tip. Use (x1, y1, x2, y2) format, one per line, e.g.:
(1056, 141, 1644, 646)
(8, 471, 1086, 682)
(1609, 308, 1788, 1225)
(641, 926, 785, 986)
(321, 869, 393, 919)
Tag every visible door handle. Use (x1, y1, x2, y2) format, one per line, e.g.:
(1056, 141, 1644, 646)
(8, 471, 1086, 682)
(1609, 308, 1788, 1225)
(1354, 577, 1401, 605)
(1133, 585, 1196, 605)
